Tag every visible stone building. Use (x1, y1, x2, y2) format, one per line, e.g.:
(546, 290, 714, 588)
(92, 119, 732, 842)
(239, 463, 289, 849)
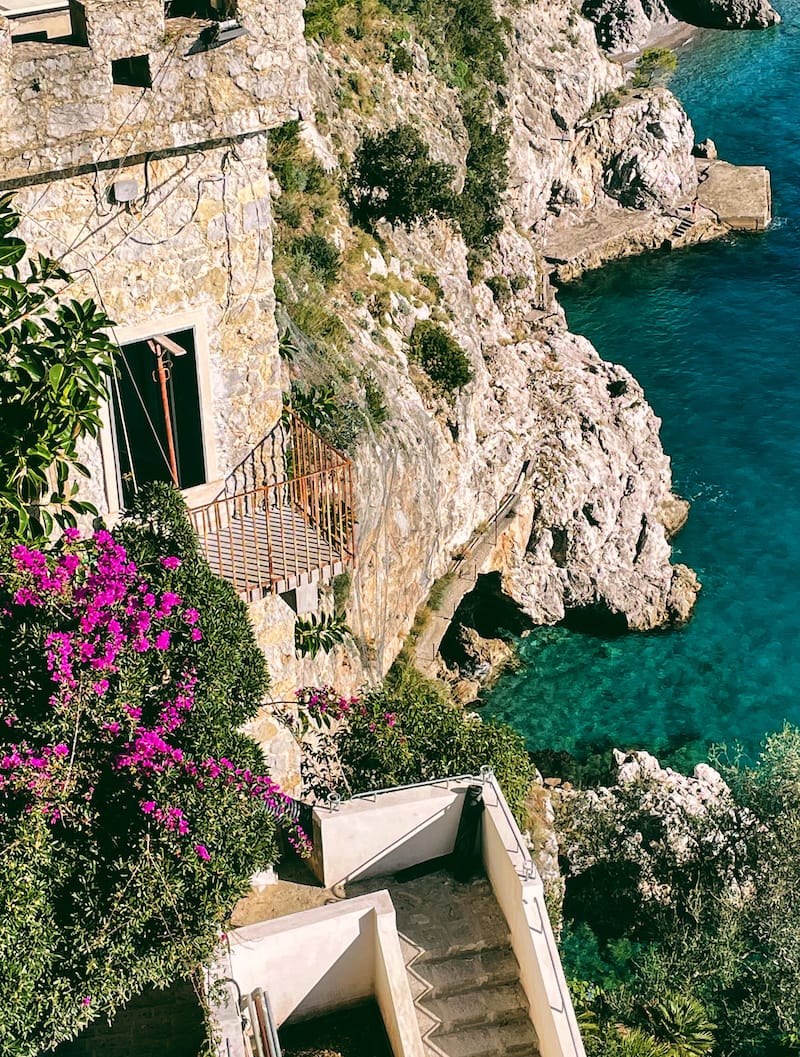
(0, 0, 356, 783)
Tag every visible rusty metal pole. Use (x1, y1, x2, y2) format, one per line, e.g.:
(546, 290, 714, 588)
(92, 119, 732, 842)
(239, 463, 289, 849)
(148, 339, 180, 486)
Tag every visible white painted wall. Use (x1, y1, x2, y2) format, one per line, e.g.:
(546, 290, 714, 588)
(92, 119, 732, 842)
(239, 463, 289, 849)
(209, 891, 424, 1057)
(311, 781, 468, 887)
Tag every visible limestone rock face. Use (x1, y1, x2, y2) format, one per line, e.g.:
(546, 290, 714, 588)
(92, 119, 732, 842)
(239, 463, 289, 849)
(265, 0, 704, 692)
(675, 0, 780, 28)
(573, 89, 698, 209)
(581, 0, 674, 53)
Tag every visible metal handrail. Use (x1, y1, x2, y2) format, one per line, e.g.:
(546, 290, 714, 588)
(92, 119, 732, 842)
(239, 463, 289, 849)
(191, 410, 356, 598)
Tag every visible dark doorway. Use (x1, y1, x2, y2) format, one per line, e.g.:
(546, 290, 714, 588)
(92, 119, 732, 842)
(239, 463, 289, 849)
(110, 328, 206, 509)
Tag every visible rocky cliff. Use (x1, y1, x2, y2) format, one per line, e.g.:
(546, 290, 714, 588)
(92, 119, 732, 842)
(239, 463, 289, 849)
(582, 0, 779, 57)
(259, 0, 711, 699)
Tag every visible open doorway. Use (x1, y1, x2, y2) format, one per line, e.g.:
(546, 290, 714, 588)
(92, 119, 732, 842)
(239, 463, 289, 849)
(110, 328, 206, 509)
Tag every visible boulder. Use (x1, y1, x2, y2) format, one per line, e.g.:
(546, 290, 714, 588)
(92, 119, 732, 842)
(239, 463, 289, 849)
(693, 137, 718, 159)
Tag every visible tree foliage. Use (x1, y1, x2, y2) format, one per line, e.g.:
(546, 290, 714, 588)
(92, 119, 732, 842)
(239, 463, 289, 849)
(345, 125, 457, 230)
(632, 48, 678, 88)
(0, 195, 116, 540)
(0, 485, 300, 1056)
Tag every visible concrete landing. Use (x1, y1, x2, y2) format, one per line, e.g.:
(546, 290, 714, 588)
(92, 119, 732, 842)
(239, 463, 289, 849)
(696, 158, 772, 230)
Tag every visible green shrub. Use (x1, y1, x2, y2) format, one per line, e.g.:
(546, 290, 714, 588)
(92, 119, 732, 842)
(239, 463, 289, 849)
(582, 89, 622, 120)
(295, 611, 352, 657)
(409, 320, 473, 393)
(632, 48, 677, 89)
(457, 112, 508, 261)
(390, 43, 414, 74)
(288, 381, 364, 453)
(303, 0, 352, 40)
(289, 234, 341, 288)
(338, 665, 536, 820)
(486, 274, 511, 303)
(360, 369, 389, 426)
(345, 125, 457, 229)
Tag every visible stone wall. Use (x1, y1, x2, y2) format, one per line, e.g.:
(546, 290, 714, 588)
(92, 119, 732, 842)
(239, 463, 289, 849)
(13, 133, 282, 516)
(0, 0, 308, 181)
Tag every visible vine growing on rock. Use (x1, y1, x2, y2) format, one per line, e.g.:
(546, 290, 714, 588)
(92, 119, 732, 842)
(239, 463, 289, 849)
(0, 485, 304, 1056)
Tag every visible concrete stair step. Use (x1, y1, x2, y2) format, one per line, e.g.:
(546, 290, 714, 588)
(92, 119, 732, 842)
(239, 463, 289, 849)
(423, 982, 530, 1034)
(400, 928, 511, 967)
(426, 1015, 539, 1057)
(408, 945, 521, 1000)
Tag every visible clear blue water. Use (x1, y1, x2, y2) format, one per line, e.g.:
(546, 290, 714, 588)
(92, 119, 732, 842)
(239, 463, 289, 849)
(484, 13, 800, 764)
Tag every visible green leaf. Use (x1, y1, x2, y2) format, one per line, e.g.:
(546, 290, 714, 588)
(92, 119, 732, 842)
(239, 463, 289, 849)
(48, 363, 65, 390)
(0, 237, 26, 267)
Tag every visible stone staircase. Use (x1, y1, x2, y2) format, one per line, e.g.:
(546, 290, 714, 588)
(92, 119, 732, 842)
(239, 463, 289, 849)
(670, 215, 697, 245)
(349, 869, 540, 1057)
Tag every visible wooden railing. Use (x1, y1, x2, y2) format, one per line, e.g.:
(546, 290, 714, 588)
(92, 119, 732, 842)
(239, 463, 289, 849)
(190, 410, 356, 598)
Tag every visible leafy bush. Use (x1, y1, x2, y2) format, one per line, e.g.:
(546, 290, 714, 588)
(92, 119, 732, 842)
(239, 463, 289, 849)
(0, 196, 116, 540)
(295, 611, 352, 657)
(582, 89, 622, 121)
(409, 320, 473, 394)
(632, 48, 677, 89)
(0, 485, 306, 1055)
(457, 112, 508, 262)
(341, 665, 536, 819)
(280, 670, 535, 818)
(360, 369, 389, 426)
(345, 125, 457, 229)
(288, 381, 364, 453)
(289, 234, 341, 288)
(303, 0, 352, 40)
(486, 274, 512, 303)
(390, 43, 414, 74)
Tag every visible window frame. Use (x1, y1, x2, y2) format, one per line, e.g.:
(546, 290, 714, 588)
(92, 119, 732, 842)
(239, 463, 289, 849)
(99, 309, 221, 517)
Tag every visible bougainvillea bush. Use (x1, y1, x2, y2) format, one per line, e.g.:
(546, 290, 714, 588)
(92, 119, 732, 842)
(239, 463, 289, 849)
(0, 485, 299, 1056)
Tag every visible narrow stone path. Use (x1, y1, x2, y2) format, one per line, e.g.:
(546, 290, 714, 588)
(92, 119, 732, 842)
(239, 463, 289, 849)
(348, 869, 540, 1057)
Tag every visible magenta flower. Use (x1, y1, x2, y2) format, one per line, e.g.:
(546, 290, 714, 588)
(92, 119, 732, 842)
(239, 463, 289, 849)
(81, 996, 91, 1007)
(194, 844, 210, 861)
(155, 630, 171, 651)
(160, 556, 182, 570)
(141, 801, 156, 814)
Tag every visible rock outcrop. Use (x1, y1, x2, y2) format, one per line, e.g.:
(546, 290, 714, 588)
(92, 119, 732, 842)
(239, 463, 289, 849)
(582, 0, 779, 55)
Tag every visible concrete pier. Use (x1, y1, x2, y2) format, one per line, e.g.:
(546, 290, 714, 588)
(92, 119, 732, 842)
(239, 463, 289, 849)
(696, 159, 772, 230)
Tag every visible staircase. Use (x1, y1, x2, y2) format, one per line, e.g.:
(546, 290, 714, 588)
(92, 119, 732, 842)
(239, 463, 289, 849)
(670, 215, 696, 245)
(349, 869, 540, 1057)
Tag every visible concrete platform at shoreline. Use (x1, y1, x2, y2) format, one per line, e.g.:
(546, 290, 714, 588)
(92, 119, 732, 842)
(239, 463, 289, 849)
(543, 157, 772, 282)
(696, 158, 772, 230)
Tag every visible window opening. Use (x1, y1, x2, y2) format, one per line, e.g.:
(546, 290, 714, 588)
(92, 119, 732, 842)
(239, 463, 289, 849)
(110, 328, 206, 509)
(164, 0, 234, 18)
(1, 0, 88, 44)
(111, 54, 152, 88)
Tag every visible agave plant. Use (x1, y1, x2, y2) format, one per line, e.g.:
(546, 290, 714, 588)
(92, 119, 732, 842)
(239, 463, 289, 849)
(644, 994, 716, 1057)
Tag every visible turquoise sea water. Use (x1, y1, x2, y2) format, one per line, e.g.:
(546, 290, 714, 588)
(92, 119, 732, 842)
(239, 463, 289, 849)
(484, 12, 800, 764)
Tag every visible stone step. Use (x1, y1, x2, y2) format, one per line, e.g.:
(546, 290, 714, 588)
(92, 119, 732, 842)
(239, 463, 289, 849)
(408, 945, 521, 1000)
(426, 1015, 539, 1057)
(423, 981, 531, 1034)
